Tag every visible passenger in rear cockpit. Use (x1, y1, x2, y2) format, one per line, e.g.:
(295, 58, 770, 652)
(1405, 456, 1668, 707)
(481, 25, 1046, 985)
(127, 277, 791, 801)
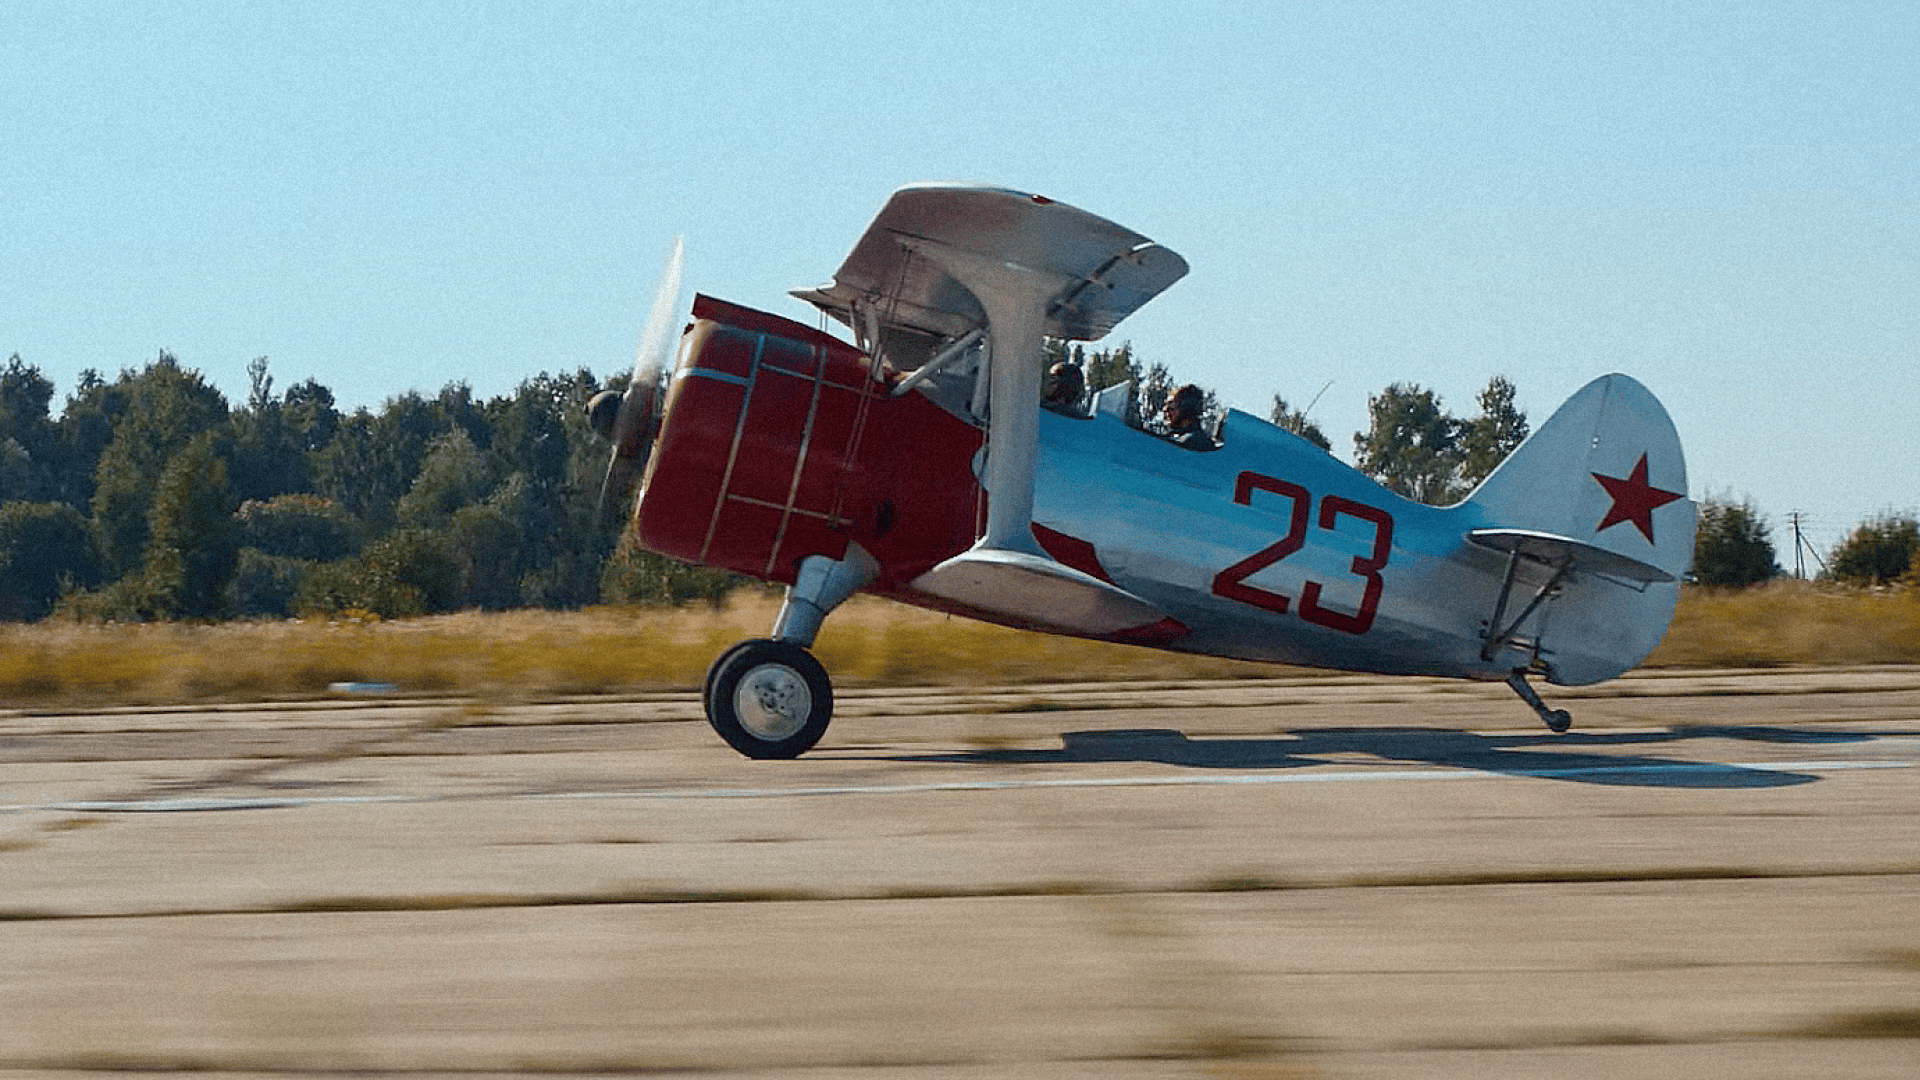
(1041, 361, 1087, 417)
(1154, 383, 1217, 450)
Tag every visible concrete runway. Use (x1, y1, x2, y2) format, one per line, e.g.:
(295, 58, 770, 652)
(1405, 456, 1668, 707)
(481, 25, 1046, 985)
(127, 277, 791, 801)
(3, 668, 1918, 1078)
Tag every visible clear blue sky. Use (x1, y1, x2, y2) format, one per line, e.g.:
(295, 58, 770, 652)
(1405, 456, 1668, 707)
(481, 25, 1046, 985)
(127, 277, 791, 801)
(5, 1, 1915, 557)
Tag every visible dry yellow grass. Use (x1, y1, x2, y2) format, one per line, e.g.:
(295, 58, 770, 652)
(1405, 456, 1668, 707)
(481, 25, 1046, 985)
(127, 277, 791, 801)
(0, 581, 1912, 707)
(0, 591, 1272, 707)
(1648, 580, 1920, 668)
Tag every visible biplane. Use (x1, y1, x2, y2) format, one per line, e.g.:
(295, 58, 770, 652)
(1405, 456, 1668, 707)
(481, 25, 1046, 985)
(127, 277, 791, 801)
(590, 183, 1695, 758)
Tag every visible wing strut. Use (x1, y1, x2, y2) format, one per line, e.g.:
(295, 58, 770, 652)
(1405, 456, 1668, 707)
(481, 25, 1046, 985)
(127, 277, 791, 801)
(1480, 543, 1574, 664)
(902, 238, 1049, 552)
(889, 327, 983, 398)
(901, 238, 1167, 635)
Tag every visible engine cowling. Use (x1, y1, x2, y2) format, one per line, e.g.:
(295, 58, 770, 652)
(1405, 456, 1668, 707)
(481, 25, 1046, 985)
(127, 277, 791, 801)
(634, 296, 984, 589)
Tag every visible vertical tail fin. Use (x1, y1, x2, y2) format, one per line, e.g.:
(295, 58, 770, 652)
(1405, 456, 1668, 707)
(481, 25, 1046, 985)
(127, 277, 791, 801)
(1463, 374, 1694, 684)
(1467, 374, 1693, 582)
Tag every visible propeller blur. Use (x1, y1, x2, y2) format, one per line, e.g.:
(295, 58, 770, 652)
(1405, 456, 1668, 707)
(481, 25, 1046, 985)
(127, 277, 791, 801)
(594, 235, 683, 528)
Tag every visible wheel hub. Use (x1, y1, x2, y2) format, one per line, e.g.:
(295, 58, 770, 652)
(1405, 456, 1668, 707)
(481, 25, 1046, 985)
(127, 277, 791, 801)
(732, 662, 812, 741)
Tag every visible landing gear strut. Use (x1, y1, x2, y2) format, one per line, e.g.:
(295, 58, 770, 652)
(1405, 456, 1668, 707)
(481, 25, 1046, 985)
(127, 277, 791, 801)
(1507, 671, 1572, 734)
(702, 548, 876, 758)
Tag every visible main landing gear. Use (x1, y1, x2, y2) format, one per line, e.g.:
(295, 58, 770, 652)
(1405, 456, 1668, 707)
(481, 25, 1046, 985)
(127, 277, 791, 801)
(702, 548, 877, 759)
(704, 639, 834, 758)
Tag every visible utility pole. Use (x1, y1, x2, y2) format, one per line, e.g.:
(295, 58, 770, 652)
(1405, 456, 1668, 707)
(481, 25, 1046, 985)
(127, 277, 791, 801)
(1787, 511, 1828, 580)
(1790, 511, 1805, 579)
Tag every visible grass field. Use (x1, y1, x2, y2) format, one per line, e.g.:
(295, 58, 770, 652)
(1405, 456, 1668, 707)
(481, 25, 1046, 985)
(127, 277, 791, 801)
(1, 581, 1914, 707)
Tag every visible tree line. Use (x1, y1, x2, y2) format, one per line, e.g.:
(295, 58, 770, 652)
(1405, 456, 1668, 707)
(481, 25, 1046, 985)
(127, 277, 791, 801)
(0, 347, 1906, 622)
(0, 352, 729, 621)
(1692, 501, 1919, 589)
(1056, 341, 1532, 501)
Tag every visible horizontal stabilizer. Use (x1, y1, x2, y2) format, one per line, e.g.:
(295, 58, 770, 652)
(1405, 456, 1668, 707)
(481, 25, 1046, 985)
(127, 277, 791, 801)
(910, 547, 1171, 637)
(1467, 528, 1676, 585)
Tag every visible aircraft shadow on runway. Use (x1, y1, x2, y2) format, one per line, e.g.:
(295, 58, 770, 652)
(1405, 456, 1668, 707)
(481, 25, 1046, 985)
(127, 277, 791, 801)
(900, 724, 1877, 788)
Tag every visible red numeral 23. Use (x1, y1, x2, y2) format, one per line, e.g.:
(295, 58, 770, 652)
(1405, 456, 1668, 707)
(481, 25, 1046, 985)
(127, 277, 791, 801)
(1210, 471, 1395, 635)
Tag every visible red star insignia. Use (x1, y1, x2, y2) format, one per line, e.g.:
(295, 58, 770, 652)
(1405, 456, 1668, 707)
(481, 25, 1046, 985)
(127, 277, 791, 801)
(1592, 453, 1684, 543)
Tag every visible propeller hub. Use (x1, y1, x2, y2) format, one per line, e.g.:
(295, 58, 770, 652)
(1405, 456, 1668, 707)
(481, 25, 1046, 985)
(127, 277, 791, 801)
(587, 389, 623, 443)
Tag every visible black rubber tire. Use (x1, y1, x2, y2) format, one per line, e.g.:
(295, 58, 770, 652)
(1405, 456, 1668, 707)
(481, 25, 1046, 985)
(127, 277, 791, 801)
(702, 638, 761, 720)
(704, 639, 833, 759)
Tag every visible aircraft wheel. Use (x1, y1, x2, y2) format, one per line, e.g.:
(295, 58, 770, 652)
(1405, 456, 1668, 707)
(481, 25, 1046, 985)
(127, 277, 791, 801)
(705, 639, 833, 759)
(702, 639, 759, 717)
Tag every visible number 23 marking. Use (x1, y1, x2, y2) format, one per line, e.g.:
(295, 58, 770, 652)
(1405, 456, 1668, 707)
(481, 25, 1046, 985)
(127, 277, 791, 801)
(1210, 471, 1394, 635)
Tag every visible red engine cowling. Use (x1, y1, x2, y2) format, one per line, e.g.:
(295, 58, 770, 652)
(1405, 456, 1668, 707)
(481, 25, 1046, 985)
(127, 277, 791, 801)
(634, 295, 984, 589)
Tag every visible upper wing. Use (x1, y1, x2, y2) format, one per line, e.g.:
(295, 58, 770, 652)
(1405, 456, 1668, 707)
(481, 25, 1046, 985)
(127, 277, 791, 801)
(790, 183, 1188, 348)
(796, 184, 1185, 639)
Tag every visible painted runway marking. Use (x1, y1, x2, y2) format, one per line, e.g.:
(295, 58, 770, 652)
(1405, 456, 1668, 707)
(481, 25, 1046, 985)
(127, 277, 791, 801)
(6, 758, 1912, 814)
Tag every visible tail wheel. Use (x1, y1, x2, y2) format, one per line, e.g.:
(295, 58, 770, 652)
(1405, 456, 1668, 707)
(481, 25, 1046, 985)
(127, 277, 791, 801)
(705, 639, 833, 759)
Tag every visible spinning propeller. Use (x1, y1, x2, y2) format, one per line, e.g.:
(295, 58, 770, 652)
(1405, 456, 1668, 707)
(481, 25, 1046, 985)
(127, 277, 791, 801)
(590, 236, 683, 529)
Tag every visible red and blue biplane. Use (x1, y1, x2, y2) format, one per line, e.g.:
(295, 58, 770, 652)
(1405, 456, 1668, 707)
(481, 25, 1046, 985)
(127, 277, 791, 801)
(591, 184, 1694, 758)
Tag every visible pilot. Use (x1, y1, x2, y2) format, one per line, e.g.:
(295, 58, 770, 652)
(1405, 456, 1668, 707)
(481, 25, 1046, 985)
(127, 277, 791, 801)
(1041, 361, 1086, 416)
(1156, 383, 1217, 450)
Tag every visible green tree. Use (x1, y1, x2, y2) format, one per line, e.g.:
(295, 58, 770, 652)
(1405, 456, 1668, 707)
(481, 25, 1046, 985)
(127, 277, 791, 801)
(313, 386, 482, 531)
(235, 494, 365, 561)
(1691, 497, 1777, 587)
(228, 494, 365, 618)
(281, 377, 341, 453)
(434, 382, 491, 450)
(312, 410, 395, 527)
(1829, 514, 1919, 586)
(446, 498, 524, 610)
(1353, 383, 1462, 504)
(529, 369, 624, 607)
(88, 354, 230, 576)
(310, 371, 617, 613)
(137, 433, 241, 619)
(599, 542, 739, 605)
(226, 357, 333, 502)
(1083, 342, 1137, 394)
(1268, 393, 1331, 451)
(51, 368, 121, 509)
(395, 428, 496, 528)
(485, 373, 573, 497)
(1353, 378, 1529, 504)
(0, 356, 59, 501)
(0, 439, 36, 502)
(225, 549, 311, 617)
(1456, 375, 1530, 488)
(0, 501, 100, 620)
(1137, 360, 1175, 427)
(296, 528, 460, 618)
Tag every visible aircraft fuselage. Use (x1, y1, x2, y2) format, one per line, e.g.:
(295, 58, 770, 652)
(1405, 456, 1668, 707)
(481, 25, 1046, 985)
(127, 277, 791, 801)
(635, 297, 1673, 692)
